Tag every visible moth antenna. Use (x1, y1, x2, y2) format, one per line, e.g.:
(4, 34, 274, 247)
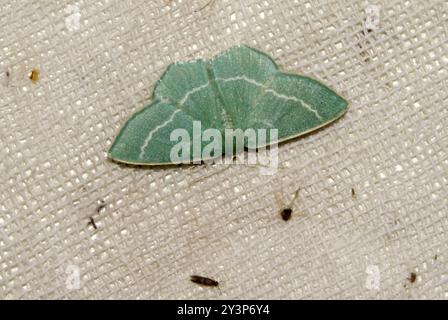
(287, 188, 300, 208)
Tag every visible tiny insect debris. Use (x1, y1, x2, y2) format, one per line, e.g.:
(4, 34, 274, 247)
(407, 272, 417, 284)
(357, 28, 373, 63)
(96, 200, 106, 213)
(351, 188, 356, 198)
(88, 217, 97, 230)
(279, 188, 300, 221)
(280, 207, 292, 221)
(434, 254, 438, 260)
(5, 69, 10, 85)
(190, 275, 219, 287)
(29, 69, 40, 84)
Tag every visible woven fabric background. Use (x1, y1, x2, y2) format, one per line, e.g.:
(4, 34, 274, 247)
(1, 0, 447, 299)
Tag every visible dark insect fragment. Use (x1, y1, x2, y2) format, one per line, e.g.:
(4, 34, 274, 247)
(29, 69, 40, 84)
(408, 272, 417, 283)
(88, 217, 97, 229)
(5, 70, 10, 86)
(190, 275, 219, 287)
(280, 208, 292, 221)
(351, 188, 356, 198)
(96, 200, 106, 213)
(279, 188, 300, 221)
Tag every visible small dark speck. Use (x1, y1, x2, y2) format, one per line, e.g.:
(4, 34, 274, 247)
(29, 69, 40, 84)
(434, 254, 438, 260)
(96, 200, 106, 213)
(280, 208, 292, 221)
(351, 188, 356, 198)
(88, 217, 97, 230)
(4, 70, 11, 86)
(279, 188, 300, 221)
(408, 272, 417, 283)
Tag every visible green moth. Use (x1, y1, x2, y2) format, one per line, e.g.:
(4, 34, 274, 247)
(109, 45, 348, 165)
